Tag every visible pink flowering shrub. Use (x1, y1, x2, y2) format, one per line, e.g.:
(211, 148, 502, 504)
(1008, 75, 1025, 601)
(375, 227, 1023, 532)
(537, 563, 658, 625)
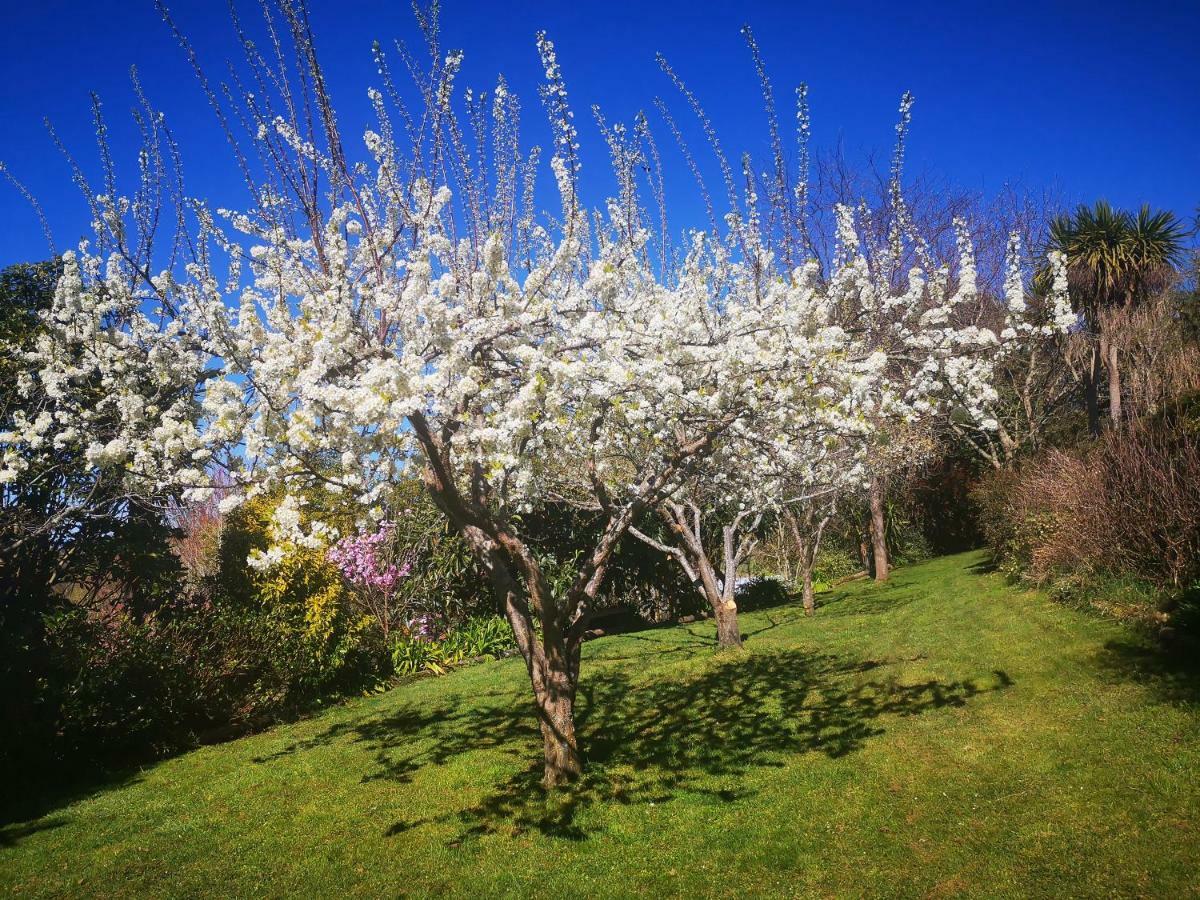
(327, 524, 412, 594)
(327, 523, 413, 639)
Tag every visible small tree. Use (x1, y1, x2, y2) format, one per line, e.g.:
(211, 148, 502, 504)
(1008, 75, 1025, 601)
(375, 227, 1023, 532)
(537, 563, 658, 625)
(1047, 202, 1186, 434)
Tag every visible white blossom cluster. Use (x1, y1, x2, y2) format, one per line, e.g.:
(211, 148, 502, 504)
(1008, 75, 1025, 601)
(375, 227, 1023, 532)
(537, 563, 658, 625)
(0, 41, 1071, 559)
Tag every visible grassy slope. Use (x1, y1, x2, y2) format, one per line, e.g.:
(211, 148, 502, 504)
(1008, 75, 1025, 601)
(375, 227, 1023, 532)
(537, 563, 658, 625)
(3, 552, 1199, 898)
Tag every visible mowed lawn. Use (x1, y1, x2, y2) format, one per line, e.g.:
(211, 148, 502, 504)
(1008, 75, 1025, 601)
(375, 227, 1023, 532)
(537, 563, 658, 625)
(3, 552, 1199, 898)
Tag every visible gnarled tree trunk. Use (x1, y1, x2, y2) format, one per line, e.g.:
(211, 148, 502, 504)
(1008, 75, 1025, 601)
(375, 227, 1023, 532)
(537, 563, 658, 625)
(531, 644, 582, 786)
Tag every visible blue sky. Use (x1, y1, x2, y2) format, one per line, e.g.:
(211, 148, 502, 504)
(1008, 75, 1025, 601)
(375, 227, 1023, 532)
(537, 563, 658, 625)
(0, 0, 1196, 266)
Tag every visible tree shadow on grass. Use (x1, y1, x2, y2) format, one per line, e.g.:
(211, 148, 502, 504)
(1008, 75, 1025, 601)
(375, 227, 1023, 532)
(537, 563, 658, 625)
(0, 767, 145, 849)
(1095, 637, 1200, 706)
(0, 817, 67, 848)
(583, 626, 716, 662)
(965, 555, 1000, 576)
(812, 584, 921, 620)
(314, 649, 1011, 841)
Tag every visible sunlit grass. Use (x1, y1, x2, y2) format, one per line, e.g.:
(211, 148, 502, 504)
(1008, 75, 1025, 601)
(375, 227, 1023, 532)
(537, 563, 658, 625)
(3, 551, 1199, 897)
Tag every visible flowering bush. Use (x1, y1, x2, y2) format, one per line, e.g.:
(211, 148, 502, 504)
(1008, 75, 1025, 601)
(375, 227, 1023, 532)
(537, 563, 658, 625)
(327, 525, 411, 595)
(327, 523, 413, 640)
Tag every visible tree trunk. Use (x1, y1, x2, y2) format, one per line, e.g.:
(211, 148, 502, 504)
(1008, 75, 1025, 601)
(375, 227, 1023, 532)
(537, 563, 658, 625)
(692, 563, 742, 650)
(785, 508, 819, 616)
(1106, 338, 1122, 430)
(713, 597, 742, 649)
(868, 475, 889, 583)
(535, 675, 581, 787)
(633, 503, 748, 650)
(1085, 338, 1102, 438)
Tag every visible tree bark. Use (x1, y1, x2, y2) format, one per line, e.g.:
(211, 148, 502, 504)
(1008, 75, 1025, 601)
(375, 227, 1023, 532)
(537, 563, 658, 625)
(1085, 337, 1102, 438)
(713, 598, 742, 649)
(534, 661, 582, 787)
(715, 520, 746, 649)
(1106, 337, 1122, 431)
(801, 565, 815, 615)
(868, 475, 889, 582)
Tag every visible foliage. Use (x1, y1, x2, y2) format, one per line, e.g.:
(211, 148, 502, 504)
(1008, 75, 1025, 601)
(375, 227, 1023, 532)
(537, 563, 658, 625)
(199, 492, 384, 703)
(975, 408, 1200, 630)
(0, 260, 190, 770)
(1048, 202, 1188, 318)
(390, 636, 462, 677)
(443, 615, 520, 659)
(390, 616, 516, 676)
(1, 483, 394, 772)
(811, 545, 863, 585)
(732, 576, 791, 612)
(378, 478, 493, 625)
(1043, 200, 1189, 433)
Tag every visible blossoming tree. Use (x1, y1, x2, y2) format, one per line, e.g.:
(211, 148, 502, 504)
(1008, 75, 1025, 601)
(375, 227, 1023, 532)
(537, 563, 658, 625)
(0, 5, 1069, 785)
(626, 46, 1073, 634)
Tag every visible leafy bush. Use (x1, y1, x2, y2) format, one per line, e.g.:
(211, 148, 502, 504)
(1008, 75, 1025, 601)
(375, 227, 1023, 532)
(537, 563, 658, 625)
(976, 409, 1200, 630)
(2, 488, 397, 773)
(443, 616, 518, 659)
(390, 616, 515, 677)
(812, 546, 863, 584)
(735, 577, 792, 612)
(391, 637, 460, 676)
(380, 479, 493, 625)
(196, 493, 386, 705)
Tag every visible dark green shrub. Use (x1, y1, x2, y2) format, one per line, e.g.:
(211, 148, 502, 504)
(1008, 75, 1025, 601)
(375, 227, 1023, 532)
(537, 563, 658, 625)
(734, 576, 792, 612)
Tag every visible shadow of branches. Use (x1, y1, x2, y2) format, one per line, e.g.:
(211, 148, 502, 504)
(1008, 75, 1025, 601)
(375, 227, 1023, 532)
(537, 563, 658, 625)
(1095, 638, 1200, 705)
(287, 649, 1010, 841)
(810, 584, 922, 619)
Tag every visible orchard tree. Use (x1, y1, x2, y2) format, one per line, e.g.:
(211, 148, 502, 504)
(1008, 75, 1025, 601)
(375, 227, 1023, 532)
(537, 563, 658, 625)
(0, 4, 1070, 785)
(627, 43, 1074, 607)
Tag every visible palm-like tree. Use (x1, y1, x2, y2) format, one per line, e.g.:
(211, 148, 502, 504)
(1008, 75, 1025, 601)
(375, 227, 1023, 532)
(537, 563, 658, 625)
(1048, 201, 1186, 434)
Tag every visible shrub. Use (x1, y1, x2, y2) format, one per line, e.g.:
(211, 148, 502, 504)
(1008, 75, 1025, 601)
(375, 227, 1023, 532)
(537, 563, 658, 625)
(201, 494, 385, 707)
(976, 408, 1200, 629)
(734, 576, 792, 612)
(389, 616, 515, 677)
(812, 546, 862, 584)
(443, 616, 518, 659)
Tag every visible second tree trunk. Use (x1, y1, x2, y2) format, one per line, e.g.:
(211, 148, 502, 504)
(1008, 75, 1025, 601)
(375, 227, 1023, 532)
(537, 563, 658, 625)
(869, 475, 889, 582)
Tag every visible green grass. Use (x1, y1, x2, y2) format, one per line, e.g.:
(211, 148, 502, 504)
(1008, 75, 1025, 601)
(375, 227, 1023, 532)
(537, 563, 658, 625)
(4, 552, 1200, 897)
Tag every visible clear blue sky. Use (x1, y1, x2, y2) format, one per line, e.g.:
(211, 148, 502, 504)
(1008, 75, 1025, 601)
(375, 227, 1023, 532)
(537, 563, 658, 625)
(0, 0, 1196, 266)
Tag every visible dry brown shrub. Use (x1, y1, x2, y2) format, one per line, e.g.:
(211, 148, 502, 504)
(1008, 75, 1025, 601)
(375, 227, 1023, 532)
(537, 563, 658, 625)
(994, 417, 1200, 589)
